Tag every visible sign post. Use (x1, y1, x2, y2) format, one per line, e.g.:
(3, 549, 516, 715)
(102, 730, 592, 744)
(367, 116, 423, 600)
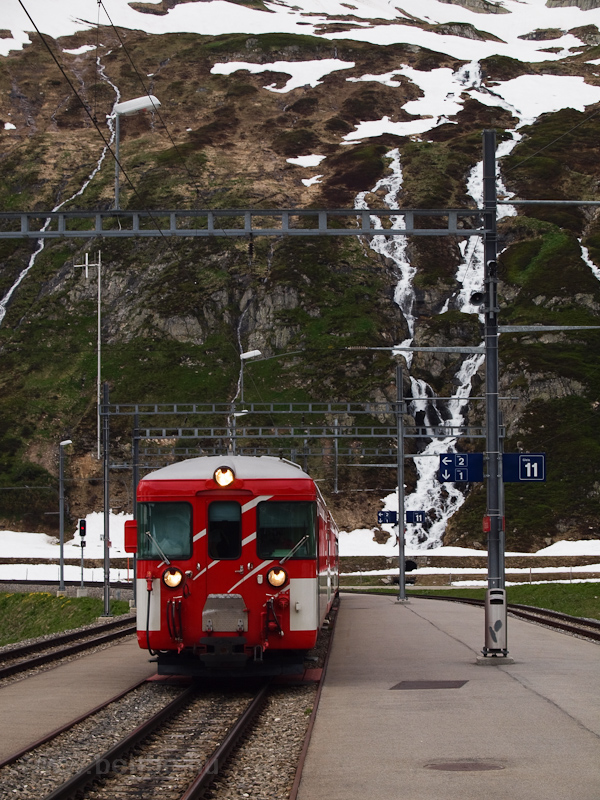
(395, 364, 407, 602)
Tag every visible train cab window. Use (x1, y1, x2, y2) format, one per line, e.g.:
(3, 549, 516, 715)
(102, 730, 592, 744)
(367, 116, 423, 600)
(256, 502, 316, 559)
(208, 501, 242, 560)
(138, 502, 192, 560)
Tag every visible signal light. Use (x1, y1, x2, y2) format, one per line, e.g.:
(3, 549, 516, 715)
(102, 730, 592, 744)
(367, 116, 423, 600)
(214, 466, 235, 487)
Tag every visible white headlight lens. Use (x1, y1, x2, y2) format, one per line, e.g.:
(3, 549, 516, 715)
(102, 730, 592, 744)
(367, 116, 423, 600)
(163, 567, 183, 588)
(214, 466, 235, 487)
(266, 568, 288, 588)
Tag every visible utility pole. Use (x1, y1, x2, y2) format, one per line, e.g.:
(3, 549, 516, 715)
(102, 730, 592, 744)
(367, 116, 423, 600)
(481, 129, 510, 661)
(74, 251, 102, 459)
(396, 363, 407, 602)
(482, 129, 503, 592)
(102, 382, 112, 617)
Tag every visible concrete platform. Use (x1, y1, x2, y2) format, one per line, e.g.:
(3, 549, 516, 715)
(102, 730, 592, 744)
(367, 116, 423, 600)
(297, 594, 600, 800)
(0, 637, 156, 763)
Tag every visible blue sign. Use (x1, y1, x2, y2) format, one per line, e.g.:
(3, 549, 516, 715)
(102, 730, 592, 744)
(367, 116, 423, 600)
(406, 511, 425, 524)
(503, 453, 546, 483)
(439, 453, 484, 483)
(378, 510, 398, 525)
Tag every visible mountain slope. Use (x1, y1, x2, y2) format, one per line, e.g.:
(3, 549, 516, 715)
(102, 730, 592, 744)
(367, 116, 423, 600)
(1, 0, 600, 550)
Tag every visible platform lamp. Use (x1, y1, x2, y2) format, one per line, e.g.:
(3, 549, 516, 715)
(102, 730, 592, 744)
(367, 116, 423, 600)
(240, 349, 262, 404)
(58, 439, 73, 593)
(113, 95, 161, 210)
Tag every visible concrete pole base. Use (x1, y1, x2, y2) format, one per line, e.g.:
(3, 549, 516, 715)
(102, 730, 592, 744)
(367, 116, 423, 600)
(476, 655, 515, 666)
(76, 588, 88, 598)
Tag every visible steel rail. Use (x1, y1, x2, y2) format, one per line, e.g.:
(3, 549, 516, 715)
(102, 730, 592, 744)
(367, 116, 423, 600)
(41, 685, 198, 800)
(412, 595, 600, 641)
(0, 676, 149, 770)
(0, 615, 134, 664)
(180, 682, 270, 800)
(0, 620, 136, 680)
(41, 683, 270, 800)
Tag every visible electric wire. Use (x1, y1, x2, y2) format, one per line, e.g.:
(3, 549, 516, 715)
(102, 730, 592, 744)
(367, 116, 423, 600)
(16, 0, 180, 257)
(503, 106, 600, 175)
(98, 0, 204, 205)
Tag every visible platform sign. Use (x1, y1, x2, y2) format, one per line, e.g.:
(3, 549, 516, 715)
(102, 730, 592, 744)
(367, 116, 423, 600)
(406, 511, 425, 524)
(378, 510, 398, 525)
(503, 453, 546, 482)
(438, 453, 484, 483)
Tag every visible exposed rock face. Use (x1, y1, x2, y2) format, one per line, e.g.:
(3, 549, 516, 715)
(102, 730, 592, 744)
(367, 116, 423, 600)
(436, 0, 509, 12)
(547, 0, 600, 8)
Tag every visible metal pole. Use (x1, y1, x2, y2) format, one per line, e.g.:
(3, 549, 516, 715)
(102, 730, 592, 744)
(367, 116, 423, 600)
(334, 417, 339, 494)
(132, 412, 139, 608)
(114, 113, 120, 210)
(483, 129, 503, 594)
(97, 251, 102, 460)
(102, 382, 112, 616)
(80, 541, 84, 588)
(59, 444, 66, 592)
(396, 364, 406, 602)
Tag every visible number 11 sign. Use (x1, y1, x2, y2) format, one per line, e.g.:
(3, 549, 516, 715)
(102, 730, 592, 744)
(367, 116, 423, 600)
(503, 453, 546, 482)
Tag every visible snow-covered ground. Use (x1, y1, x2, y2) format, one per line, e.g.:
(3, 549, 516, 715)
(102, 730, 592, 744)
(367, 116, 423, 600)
(0, 513, 132, 584)
(0, 518, 599, 587)
(2, 0, 599, 64)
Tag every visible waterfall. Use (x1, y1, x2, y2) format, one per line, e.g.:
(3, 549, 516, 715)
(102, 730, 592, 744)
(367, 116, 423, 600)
(363, 60, 526, 548)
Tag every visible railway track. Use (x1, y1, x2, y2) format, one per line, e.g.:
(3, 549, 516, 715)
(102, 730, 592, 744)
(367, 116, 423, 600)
(0, 616, 137, 680)
(41, 683, 269, 800)
(413, 594, 600, 642)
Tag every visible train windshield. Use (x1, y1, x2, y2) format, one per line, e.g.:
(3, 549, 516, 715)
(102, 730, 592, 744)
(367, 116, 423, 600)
(138, 502, 192, 560)
(208, 501, 242, 559)
(256, 501, 316, 559)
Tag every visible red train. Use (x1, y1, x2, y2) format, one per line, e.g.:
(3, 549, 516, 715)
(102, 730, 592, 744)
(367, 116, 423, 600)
(124, 455, 339, 676)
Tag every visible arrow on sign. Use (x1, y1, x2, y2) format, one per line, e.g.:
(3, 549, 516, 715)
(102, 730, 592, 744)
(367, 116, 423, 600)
(441, 457, 452, 465)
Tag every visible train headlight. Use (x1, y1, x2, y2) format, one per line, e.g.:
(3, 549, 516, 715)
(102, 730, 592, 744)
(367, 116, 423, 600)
(266, 567, 288, 588)
(162, 567, 183, 589)
(214, 466, 235, 487)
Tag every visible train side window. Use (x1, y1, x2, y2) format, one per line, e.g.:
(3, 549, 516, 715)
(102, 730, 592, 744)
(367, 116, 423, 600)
(256, 501, 316, 559)
(208, 501, 242, 560)
(138, 502, 192, 560)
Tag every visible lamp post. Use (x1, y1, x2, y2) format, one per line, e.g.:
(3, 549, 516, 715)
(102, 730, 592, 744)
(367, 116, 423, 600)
(113, 95, 161, 210)
(58, 439, 73, 593)
(239, 349, 262, 404)
(74, 251, 102, 458)
(231, 410, 249, 455)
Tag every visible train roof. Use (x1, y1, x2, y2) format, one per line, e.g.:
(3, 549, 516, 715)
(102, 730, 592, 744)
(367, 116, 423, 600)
(140, 455, 312, 482)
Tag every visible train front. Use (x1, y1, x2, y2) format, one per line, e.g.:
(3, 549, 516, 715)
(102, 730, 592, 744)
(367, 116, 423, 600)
(124, 455, 336, 676)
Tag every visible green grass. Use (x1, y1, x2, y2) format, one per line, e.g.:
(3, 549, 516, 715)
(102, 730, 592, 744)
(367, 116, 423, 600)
(0, 593, 131, 646)
(342, 584, 600, 620)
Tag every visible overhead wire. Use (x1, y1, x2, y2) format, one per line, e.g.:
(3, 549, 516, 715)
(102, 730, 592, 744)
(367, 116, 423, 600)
(16, 0, 185, 257)
(97, 0, 204, 205)
(503, 106, 600, 175)
(98, 0, 239, 245)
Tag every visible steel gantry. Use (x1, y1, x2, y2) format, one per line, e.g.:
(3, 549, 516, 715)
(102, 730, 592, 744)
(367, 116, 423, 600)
(7, 130, 594, 657)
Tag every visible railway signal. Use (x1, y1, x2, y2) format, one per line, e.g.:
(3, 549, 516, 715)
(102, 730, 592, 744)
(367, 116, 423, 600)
(78, 519, 86, 590)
